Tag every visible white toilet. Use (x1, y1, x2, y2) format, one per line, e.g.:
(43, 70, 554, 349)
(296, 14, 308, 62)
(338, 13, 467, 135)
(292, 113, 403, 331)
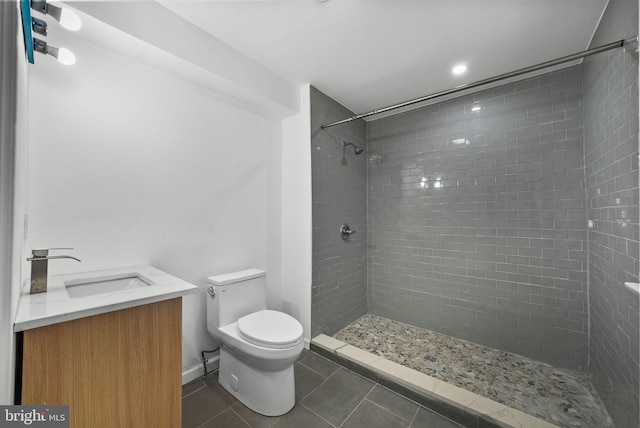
(206, 269, 304, 416)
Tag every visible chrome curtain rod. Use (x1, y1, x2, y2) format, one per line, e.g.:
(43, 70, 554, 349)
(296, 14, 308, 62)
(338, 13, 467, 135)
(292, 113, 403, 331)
(321, 39, 629, 129)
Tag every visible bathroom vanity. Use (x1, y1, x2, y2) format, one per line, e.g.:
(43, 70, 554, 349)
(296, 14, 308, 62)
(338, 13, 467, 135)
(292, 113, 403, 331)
(14, 266, 198, 428)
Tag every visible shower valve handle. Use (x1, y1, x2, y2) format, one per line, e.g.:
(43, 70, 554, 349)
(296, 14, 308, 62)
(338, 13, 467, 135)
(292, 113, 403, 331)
(340, 224, 356, 241)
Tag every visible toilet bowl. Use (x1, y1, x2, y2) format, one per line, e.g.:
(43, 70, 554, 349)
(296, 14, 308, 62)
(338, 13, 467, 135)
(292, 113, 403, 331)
(206, 269, 304, 416)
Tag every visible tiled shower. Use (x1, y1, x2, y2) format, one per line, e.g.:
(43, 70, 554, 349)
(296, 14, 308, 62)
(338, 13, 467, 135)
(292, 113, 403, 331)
(311, 1, 639, 426)
(366, 65, 589, 371)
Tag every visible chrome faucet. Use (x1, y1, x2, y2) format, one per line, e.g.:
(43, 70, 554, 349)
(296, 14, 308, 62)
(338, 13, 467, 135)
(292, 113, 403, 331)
(27, 248, 81, 294)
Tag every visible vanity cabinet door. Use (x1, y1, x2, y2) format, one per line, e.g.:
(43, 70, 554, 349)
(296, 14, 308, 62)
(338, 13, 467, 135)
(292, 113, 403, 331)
(21, 298, 182, 428)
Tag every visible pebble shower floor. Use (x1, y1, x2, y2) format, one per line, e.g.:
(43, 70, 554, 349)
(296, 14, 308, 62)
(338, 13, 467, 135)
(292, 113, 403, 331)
(334, 314, 613, 428)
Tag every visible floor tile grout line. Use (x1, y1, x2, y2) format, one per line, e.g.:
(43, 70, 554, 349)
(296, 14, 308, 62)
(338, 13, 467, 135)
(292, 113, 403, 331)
(296, 363, 422, 426)
(194, 402, 236, 428)
(371, 382, 430, 416)
(337, 384, 376, 428)
(407, 406, 421, 427)
(362, 396, 417, 424)
(300, 402, 340, 428)
(299, 364, 410, 427)
(298, 359, 340, 379)
(299, 350, 343, 373)
(266, 412, 281, 428)
(229, 407, 255, 428)
(306, 361, 426, 426)
(181, 378, 207, 399)
(298, 364, 343, 404)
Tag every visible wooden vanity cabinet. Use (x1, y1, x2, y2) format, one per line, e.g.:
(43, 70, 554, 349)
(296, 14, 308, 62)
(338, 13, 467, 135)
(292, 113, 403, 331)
(19, 298, 182, 428)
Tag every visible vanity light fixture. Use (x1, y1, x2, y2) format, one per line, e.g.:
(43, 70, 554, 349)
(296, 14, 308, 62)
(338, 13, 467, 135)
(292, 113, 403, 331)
(34, 37, 76, 66)
(31, 16, 47, 36)
(31, 0, 82, 31)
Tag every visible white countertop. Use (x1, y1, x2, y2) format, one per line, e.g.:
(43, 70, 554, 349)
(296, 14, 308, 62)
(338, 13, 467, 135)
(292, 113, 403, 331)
(14, 265, 199, 332)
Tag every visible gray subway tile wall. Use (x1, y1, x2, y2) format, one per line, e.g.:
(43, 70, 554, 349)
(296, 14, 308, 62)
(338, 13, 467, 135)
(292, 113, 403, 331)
(366, 66, 590, 371)
(583, 0, 640, 426)
(311, 86, 368, 337)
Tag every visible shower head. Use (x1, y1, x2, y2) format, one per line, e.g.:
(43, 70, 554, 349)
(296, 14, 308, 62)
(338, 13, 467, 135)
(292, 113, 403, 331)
(343, 141, 364, 155)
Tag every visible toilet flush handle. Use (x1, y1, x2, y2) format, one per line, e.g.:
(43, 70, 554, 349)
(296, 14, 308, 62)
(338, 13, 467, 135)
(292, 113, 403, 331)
(207, 286, 215, 297)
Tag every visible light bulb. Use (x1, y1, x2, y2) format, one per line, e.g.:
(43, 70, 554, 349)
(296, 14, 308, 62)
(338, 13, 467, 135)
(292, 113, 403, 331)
(35, 39, 76, 66)
(59, 8, 82, 31)
(31, 1, 82, 32)
(56, 47, 76, 65)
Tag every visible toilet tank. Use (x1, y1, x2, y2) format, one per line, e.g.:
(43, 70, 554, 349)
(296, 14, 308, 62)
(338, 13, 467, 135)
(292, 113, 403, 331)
(207, 269, 267, 329)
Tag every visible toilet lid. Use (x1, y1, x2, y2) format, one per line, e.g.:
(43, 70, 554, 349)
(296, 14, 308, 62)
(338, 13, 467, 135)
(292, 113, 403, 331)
(237, 310, 303, 349)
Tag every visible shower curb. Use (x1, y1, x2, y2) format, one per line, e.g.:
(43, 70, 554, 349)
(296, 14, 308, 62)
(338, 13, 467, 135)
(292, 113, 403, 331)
(311, 334, 559, 428)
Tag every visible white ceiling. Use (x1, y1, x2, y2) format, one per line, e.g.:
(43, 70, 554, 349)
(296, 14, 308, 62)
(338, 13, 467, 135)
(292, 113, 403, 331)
(158, 0, 609, 115)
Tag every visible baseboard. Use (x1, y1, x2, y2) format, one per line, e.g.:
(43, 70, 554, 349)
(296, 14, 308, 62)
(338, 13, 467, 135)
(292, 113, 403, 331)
(181, 337, 309, 385)
(182, 355, 219, 385)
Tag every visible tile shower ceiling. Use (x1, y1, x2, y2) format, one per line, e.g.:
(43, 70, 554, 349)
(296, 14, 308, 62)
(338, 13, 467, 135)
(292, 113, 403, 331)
(160, 0, 608, 115)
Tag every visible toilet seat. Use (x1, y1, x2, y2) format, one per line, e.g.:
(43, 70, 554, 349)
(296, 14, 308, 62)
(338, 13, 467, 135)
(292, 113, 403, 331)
(237, 310, 303, 349)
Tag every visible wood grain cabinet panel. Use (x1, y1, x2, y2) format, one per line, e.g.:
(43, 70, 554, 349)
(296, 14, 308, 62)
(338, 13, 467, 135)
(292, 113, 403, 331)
(21, 298, 182, 428)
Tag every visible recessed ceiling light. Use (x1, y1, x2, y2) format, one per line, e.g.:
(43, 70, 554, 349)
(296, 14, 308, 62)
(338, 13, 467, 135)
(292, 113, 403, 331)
(452, 64, 468, 75)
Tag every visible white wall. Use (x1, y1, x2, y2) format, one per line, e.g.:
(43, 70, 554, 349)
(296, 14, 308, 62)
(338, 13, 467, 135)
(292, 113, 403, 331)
(281, 86, 312, 343)
(27, 18, 283, 382)
(71, 1, 299, 121)
(267, 119, 284, 312)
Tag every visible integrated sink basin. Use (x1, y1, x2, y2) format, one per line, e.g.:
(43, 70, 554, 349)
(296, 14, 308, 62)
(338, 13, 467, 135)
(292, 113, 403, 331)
(64, 272, 155, 298)
(14, 265, 199, 332)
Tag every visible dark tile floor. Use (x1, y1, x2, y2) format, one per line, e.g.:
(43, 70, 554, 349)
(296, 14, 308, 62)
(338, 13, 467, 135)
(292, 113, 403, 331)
(182, 349, 464, 428)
